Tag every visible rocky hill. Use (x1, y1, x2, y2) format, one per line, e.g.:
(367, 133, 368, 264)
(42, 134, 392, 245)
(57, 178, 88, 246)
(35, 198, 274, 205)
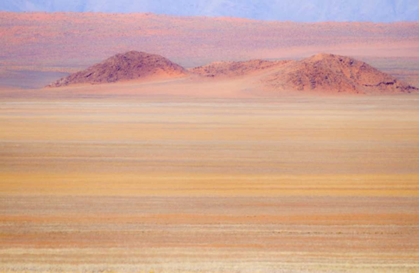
(48, 51, 187, 87)
(263, 53, 418, 94)
(48, 51, 418, 95)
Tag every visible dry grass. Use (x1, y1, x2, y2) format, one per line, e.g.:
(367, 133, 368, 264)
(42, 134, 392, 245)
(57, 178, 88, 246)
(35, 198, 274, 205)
(0, 87, 418, 272)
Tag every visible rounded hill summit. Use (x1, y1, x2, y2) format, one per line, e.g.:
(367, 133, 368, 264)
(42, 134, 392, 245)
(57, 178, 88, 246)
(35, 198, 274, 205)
(263, 53, 418, 94)
(48, 51, 187, 87)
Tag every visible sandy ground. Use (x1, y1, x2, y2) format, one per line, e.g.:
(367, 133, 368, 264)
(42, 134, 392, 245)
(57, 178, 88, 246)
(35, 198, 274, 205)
(0, 78, 418, 272)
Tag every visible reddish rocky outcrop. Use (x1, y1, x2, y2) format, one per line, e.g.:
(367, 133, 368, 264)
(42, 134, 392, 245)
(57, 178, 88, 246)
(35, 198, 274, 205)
(48, 51, 187, 87)
(263, 53, 418, 94)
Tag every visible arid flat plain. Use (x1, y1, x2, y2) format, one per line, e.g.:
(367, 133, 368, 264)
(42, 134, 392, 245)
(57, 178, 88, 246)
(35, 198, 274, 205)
(0, 85, 418, 273)
(0, 13, 419, 273)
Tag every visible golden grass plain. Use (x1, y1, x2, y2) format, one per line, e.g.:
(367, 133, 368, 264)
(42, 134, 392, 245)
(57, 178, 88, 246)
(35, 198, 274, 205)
(0, 77, 418, 272)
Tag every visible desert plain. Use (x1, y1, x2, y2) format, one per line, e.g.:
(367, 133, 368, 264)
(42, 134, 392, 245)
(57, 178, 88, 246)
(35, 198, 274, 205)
(0, 13, 419, 273)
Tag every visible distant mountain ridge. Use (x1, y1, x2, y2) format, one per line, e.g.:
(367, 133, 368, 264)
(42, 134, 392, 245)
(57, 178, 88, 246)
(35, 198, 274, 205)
(1, 0, 418, 22)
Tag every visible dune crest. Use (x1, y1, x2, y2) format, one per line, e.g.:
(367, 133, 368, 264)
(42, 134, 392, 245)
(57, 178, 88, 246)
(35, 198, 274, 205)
(48, 51, 187, 87)
(190, 59, 291, 78)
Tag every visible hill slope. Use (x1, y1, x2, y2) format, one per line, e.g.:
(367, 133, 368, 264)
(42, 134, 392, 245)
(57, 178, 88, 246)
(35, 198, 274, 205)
(49, 52, 418, 95)
(48, 51, 187, 87)
(1, 0, 418, 22)
(263, 53, 418, 94)
(190, 60, 291, 78)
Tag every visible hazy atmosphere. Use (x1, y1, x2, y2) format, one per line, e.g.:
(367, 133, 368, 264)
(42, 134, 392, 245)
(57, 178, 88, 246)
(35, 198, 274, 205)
(1, 0, 419, 22)
(0, 1, 418, 273)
